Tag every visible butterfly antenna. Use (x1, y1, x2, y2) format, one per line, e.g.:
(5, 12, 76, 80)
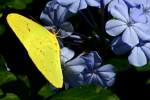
(56, 29, 66, 38)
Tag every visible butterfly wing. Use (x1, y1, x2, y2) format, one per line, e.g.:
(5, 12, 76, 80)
(6, 13, 63, 88)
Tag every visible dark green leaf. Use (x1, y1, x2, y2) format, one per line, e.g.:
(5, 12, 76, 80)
(0, 24, 5, 36)
(51, 85, 119, 100)
(0, 93, 20, 100)
(0, 89, 3, 97)
(7, 0, 26, 10)
(6, 0, 33, 10)
(136, 61, 150, 72)
(0, 13, 3, 18)
(38, 84, 56, 99)
(0, 72, 17, 86)
(23, 0, 33, 4)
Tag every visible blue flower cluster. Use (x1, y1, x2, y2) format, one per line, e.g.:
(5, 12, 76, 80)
(61, 48, 115, 88)
(40, 0, 150, 88)
(106, 0, 150, 67)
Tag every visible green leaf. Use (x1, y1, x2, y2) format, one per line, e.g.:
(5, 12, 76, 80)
(0, 72, 17, 86)
(38, 84, 56, 99)
(0, 93, 20, 100)
(6, 0, 33, 10)
(0, 88, 4, 96)
(105, 58, 131, 72)
(0, 13, 3, 18)
(0, 24, 5, 36)
(7, 0, 26, 10)
(136, 61, 150, 72)
(51, 85, 119, 100)
(23, 0, 33, 4)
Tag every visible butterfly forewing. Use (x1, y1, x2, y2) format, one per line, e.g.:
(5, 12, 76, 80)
(6, 13, 63, 88)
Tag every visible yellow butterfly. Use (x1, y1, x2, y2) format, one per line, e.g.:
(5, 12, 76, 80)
(6, 13, 63, 88)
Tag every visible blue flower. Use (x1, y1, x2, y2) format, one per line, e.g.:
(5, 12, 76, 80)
(112, 36, 150, 67)
(56, 0, 112, 13)
(40, 0, 74, 38)
(61, 49, 116, 87)
(61, 47, 86, 87)
(128, 41, 150, 67)
(81, 51, 116, 87)
(106, 0, 150, 47)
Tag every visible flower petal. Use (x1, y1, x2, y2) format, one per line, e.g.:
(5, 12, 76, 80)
(106, 19, 127, 36)
(122, 27, 139, 47)
(128, 47, 147, 67)
(132, 23, 150, 41)
(98, 64, 115, 72)
(109, 0, 129, 22)
(61, 47, 75, 63)
(56, 0, 75, 5)
(86, 0, 100, 7)
(141, 43, 150, 59)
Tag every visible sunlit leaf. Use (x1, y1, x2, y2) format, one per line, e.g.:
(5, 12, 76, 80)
(51, 85, 119, 100)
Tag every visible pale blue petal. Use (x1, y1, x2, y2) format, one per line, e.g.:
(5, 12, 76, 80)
(142, 0, 150, 9)
(56, 5, 70, 23)
(69, 0, 87, 13)
(128, 47, 147, 67)
(86, 0, 100, 7)
(61, 47, 75, 63)
(132, 23, 150, 41)
(106, 19, 127, 36)
(124, 0, 140, 7)
(122, 27, 139, 47)
(66, 56, 85, 66)
(97, 64, 114, 72)
(103, 0, 112, 6)
(67, 65, 85, 73)
(56, 0, 75, 5)
(130, 8, 147, 23)
(141, 43, 150, 59)
(105, 77, 116, 87)
(109, 0, 129, 22)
